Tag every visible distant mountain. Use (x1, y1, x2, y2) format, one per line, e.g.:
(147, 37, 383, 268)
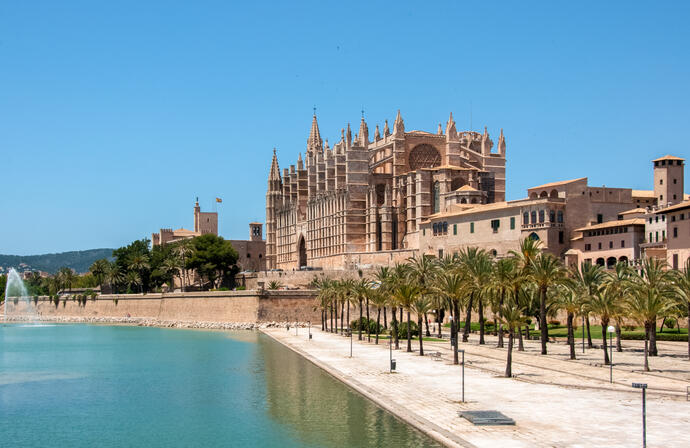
(0, 249, 115, 275)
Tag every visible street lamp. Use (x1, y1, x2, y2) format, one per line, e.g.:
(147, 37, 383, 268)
(350, 326, 353, 358)
(632, 383, 648, 448)
(607, 325, 615, 383)
(582, 315, 585, 353)
(459, 348, 465, 403)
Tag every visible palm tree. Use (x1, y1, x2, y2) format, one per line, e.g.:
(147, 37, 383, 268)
(411, 295, 433, 356)
(128, 254, 150, 293)
(407, 255, 439, 336)
(126, 271, 142, 294)
(604, 262, 634, 352)
(353, 279, 371, 341)
(389, 263, 410, 350)
(555, 285, 582, 359)
(458, 247, 491, 343)
(369, 288, 388, 345)
(393, 282, 420, 353)
(57, 267, 75, 293)
(675, 260, 690, 360)
(529, 253, 566, 355)
(104, 262, 124, 294)
(626, 286, 674, 371)
(571, 262, 607, 349)
(89, 259, 110, 289)
(432, 271, 466, 364)
(587, 288, 619, 365)
(500, 299, 527, 377)
(630, 257, 676, 358)
(488, 258, 517, 348)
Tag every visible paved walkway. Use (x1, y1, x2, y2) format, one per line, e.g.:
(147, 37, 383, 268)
(263, 327, 690, 448)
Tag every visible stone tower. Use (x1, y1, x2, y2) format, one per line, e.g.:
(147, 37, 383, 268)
(653, 155, 685, 207)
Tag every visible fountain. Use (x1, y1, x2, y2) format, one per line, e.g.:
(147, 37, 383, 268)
(3, 268, 37, 323)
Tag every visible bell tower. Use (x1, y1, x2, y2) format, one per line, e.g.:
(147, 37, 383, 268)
(653, 155, 685, 207)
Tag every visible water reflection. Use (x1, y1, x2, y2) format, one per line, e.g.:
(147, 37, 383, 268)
(258, 334, 441, 447)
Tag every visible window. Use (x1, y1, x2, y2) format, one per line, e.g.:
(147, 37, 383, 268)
(423, 228, 426, 236)
(433, 223, 438, 235)
(523, 212, 529, 225)
(662, 216, 665, 222)
(443, 222, 448, 234)
(510, 217, 515, 230)
(621, 240, 625, 248)
(247, 253, 251, 258)
(673, 178, 677, 184)
(433, 181, 440, 214)
(453, 224, 457, 235)
(598, 242, 602, 250)
(538, 210, 545, 223)
(655, 216, 659, 223)
(656, 231, 659, 242)
(531, 211, 536, 224)
(438, 249, 444, 259)
(470, 222, 474, 233)
(557, 211, 564, 223)
(609, 241, 613, 249)
(597, 214, 603, 224)
(673, 254, 679, 270)
(558, 231, 564, 244)
(549, 210, 555, 222)
(649, 232, 652, 242)
(660, 179, 663, 185)
(673, 227, 678, 238)
(660, 195, 664, 201)
(662, 230, 666, 240)
(491, 219, 500, 233)
(585, 243, 591, 251)
(648, 217, 653, 224)
(681, 213, 686, 220)
(672, 215, 676, 222)
(674, 194, 677, 200)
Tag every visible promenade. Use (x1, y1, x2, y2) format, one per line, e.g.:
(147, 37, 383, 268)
(263, 327, 690, 448)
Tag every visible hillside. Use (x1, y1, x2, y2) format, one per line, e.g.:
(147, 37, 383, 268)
(0, 248, 115, 274)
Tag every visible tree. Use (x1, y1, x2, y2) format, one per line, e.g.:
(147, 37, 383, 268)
(432, 271, 466, 364)
(587, 288, 619, 365)
(500, 299, 527, 377)
(458, 247, 491, 343)
(488, 258, 517, 348)
(369, 288, 388, 345)
(57, 267, 76, 293)
(406, 255, 439, 337)
(675, 259, 690, 360)
(555, 285, 582, 360)
(352, 279, 371, 341)
(89, 258, 110, 288)
(604, 262, 634, 352)
(529, 253, 566, 355)
(186, 234, 239, 289)
(411, 295, 433, 356)
(393, 282, 420, 353)
(571, 262, 607, 349)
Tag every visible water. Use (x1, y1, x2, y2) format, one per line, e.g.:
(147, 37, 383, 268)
(3, 268, 36, 322)
(0, 325, 442, 447)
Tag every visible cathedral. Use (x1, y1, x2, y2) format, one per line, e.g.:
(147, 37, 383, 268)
(265, 111, 507, 270)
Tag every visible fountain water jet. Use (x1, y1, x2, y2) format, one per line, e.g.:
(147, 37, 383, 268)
(3, 268, 38, 323)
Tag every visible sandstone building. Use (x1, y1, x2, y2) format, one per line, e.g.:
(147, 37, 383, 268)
(152, 199, 218, 246)
(265, 111, 506, 270)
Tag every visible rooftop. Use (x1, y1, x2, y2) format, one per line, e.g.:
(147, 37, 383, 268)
(574, 218, 645, 232)
(631, 189, 655, 198)
(528, 177, 587, 191)
(652, 154, 685, 162)
(656, 200, 690, 214)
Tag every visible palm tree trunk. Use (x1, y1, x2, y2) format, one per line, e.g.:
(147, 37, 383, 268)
(330, 302, 334, 333)
(586, 316, 593, 348)
(615, 322, 622, 352)
(567, 312, 576, 360)
(649, 317, 658, 356)
(399, 308, 403, 326)
(346, 303, 350, 332)
(321, 309, 325, 331)
(497, 290, 505, 348)
(424, 313, 431, 337)
(375, 307, 381, 345)
(358, 299, 363, 341)
(644, 321, 650, 371)
(406, 311, 412, 353)
(505, 326, 514, 377)
(340, 300, 345, 334)
(453, 300, 460, 365)
(463, 293, 473, 343)
(518, 325, 525, 351)
(687, 301, 690, 360)
(601, 320, 610, 365)
(392, 306, 399, 350)
(539, 287, 548, 355)
(437, 308, 443, 339)
(383, 307, 387, 329)
(478, 297, 485, 345)
(418, 315, 424, 356)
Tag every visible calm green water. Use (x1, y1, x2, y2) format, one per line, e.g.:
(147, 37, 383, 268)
(0, 325, 441, 447)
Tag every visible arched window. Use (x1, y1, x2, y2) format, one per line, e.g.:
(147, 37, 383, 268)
(433, 223, 438, 235)
(523, 212, 529, 225)
(460, 198, 467, 204)
(443, 222, 448, 234)
(540, 191, 548, 198)
(606, 257, 617, 269)
(531, 211, 537, 224)
(538, 210, 545, 223)
(549, 210, 555, 222)
(528, 232, 540, 241)
(596, 258, 605, 267)
(471, 198, 477, 204)
(557, 211, 564, 223)
(433, 181, 440, 214)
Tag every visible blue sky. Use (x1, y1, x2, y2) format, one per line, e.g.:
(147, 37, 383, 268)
(1, 1, 688, 255)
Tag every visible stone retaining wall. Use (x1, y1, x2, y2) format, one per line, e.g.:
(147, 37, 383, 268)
(3, 290, 320, 323)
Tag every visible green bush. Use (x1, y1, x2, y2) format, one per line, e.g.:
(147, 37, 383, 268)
(664, 318, 677, 330)
(622, 332, 687, 342)
(350, 317, 382, 334)
(397, 321, 419, 339)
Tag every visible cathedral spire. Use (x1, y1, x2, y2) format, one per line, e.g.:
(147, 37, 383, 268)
(393, 110, 405, 137)
(268, 148, 281, 190)
(497, 128, 506, 156)
(446, 112, 458, 141)
(307, 113, 323, 154)
(297, 152, 304, 170)
(358, 117, 369, 146)
(383, 119, 390, 137)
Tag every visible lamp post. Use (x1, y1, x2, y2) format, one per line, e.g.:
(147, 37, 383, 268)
(582, 315, 585, 353)
(607, 325, 615, 383)
(449, 315, 456, 350)
(632, 383, 648, 448)
(459, 348, 465, 403)
(350, 326, 353, 358)
(308, 321, 312, 340)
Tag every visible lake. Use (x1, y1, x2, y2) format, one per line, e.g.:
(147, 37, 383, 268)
(0, 324, 442, 447)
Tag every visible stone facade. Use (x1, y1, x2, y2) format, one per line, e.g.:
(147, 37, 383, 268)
(152, 199, 218, 246)
(229, 223, 267, 272)
(266, 111, 506, 270)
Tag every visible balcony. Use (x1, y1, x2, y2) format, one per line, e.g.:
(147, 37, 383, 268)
(521, 222, 564, 230)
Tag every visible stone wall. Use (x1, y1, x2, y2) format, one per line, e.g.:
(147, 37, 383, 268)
(4, 290, 320, 323)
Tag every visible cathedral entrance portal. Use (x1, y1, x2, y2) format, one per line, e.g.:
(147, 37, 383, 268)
(298, 236, 307, 267)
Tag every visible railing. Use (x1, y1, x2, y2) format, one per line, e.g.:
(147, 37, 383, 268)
(521, 222, 564, 230)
